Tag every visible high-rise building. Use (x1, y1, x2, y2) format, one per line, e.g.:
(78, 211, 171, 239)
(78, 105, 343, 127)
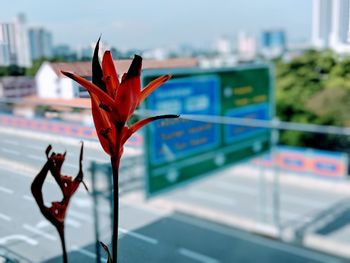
(0, 14, 31, 67)
(215, 36, 232, 55)
(312, 0, 350, 51)
(311, 0, 332, 48)
(13, 14, 31, 67)
(29, 27, 53, 60)
(53, 45, 77, 61)
(237, 31, 257, 60)
(330, 0, 350, 45)
(260, 30, 286, 58)
(0, 23, 16, 65)
(0, 41, 10, 66)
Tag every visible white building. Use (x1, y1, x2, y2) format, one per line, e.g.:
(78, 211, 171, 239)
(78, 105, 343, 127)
(312, 0, 332, 49)
(35, 58, 199, 99)
(215, 36, 232, 55)
(35, 61, 78, 99)
(330, 0, 350, 52)
(312, 0, 350, 52)
(0, 14, 31, 67)
(0, 23, 17, 65)
(14, 14, 31, 67)
(237, 32, 257, 60)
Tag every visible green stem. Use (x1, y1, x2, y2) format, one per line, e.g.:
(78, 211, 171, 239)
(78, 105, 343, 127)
(111, 158, 120, 263)
(111, 126, 122, 263)
(59, 229, 68, 263)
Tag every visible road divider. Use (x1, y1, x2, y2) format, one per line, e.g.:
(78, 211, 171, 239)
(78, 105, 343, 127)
(22, 224, 57, 241)
(0, 235, 38, 246)
(0, 213, 11, 222)
(188, 190, 236, 206)
(71, 245, 107, 262)
(178, 247, 220, 263)
(0, 186, 14, 194)
(119, 228, 158, 245)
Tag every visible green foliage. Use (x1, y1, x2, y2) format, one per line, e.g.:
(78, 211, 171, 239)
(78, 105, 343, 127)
(0, 67, 9, 76)
(0, 65, 25, 76)
(25, 57, 66, 76)
(276, 49, 350, 152)
(25, 58, 47, 76)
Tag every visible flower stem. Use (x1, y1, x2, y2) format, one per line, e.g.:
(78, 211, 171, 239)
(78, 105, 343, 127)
(59, 229, 68, 263)
(111, 158, 120, 263)
(111, 125, 122, 263)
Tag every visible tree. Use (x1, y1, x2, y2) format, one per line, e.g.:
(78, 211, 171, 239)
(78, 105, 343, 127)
(275, 49, 350, 153)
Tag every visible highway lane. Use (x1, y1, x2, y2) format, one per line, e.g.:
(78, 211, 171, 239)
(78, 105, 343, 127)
(0, 131, 109, 167)
(0, 164, 171, 262)
(0, 166, 110, 262)
(0, 131, 347, 219)
(1, 129, 346, 229)
(160, 169, 348, 228)
(44, 213, 346, 263)
(1, 130, 350, 261)
(0, 131, 142, 188)
(4, 164, 343, 263)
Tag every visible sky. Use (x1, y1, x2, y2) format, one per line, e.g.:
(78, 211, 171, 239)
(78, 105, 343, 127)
(0, 0, 312, 50)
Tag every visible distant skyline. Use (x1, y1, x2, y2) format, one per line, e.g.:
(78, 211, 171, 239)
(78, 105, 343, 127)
(1, 0, 311, 50)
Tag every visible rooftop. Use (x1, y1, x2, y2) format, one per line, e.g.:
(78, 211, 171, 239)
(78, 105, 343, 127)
(48, 58, 199, 77)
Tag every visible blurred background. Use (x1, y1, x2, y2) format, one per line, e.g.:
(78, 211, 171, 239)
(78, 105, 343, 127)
(1, 0, 350, 262)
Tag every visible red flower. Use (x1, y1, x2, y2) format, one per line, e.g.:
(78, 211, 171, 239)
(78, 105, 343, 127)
(61, 39, 178, 159)
(61, 38, 179, 262)
(31, 143, 86, 260)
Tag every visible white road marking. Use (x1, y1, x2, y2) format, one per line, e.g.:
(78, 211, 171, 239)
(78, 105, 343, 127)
(68, 210, 92, 222)
(120, 201, 170, 216)
(261, 207, 313, 222)
(72, 245, 107, 262)
(65, 163, 78, 169)
(23, 224, 57, 241)
(188, 190, 236, 206)
(2, 140, 19, 146)
(175, 215, 339, 263)
(281, 195, 325, 208)
(213, 181, 325, 209)
(86, 156, 108, 163)
(0, 167, 54, 184)
(1, 148, 19, 155)
(73, 197, 93, 208)
(0, 213, 12, 222)
(178, 248, 220, 263)
(66, 218, 81, 228)
(213, 181, 256, 195)
(25, 144, 46, 151)
(23, 195, 35, 202)
(119, 228, 158, 245)
(36, 220, 50, 229)
(0, 235, 38, 246)
(28, 154, 44, 161)
(0, 186, 14, 194)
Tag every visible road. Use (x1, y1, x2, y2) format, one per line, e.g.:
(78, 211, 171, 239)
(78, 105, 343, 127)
(159, 166, 349, 226)
(0, 129, 348, 262)
(45, 213, 345, 263)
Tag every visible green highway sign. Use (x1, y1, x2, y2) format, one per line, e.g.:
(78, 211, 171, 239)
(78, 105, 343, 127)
(142, 64, 274, 196)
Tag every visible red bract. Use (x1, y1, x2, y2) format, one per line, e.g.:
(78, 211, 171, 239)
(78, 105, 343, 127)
(61, 39, 178, 160)
(31, 144, 86, 263)
(62, 38, 179, 262)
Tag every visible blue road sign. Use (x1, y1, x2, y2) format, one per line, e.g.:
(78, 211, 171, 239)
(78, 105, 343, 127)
(147, 75, 220, 165)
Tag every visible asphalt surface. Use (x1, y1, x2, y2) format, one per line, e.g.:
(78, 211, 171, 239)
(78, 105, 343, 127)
(0, 130, 349, 262)
(160, 167, 349, 227)
(45, 214, 346, 263)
